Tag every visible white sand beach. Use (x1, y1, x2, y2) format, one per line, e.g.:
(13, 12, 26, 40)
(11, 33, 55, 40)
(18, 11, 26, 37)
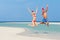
(0, 26, 57, 40)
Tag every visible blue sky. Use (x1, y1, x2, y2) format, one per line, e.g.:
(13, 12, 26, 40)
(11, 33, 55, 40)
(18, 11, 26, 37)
(0, 0, 60, 21)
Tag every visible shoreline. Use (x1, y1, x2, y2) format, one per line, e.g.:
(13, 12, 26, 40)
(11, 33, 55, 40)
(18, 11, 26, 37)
(0, 26, 57, 40)
(0, 22, 60, 40)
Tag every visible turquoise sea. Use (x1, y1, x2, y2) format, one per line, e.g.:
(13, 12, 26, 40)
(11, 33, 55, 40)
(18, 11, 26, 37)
(0, 22, 60, 33)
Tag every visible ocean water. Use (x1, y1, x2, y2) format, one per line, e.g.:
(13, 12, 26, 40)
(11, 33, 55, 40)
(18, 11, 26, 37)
(0, 22, 60, 33)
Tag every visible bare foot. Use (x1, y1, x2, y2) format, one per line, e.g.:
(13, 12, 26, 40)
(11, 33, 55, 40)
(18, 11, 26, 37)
(46, 22, 49, 26)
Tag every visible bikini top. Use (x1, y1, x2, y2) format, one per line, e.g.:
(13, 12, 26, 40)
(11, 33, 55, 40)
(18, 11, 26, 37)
(33, 13, 36, 17)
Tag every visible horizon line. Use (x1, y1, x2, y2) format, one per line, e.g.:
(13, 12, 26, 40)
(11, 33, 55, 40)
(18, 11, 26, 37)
(0, 21, 60, 22)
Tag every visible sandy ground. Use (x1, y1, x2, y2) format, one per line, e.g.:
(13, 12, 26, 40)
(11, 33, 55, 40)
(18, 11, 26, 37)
(0, 27, 57, 40)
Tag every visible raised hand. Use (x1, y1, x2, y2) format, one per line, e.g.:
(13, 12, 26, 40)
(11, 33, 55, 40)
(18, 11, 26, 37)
(27, 8, 31, 14)
(36, 6, 38, 13)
